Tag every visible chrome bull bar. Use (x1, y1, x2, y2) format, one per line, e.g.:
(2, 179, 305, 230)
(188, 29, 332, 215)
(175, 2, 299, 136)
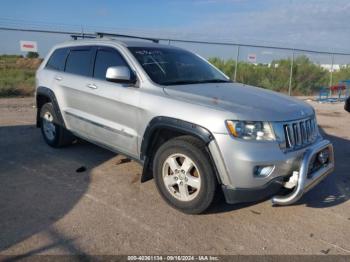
(271, 139, 334, 205)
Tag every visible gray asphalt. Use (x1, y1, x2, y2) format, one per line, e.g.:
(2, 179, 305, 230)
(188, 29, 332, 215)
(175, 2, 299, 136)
(0, 98, 349, 256)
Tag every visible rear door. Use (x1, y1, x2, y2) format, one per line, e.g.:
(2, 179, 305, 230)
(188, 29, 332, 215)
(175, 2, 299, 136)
(54, 46, 97, 138)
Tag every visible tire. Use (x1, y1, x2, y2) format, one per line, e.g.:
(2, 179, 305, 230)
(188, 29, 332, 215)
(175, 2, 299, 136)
(40, 102, 75, 147)
(345, 97, 350, 112)
(153, 135, 217, 214)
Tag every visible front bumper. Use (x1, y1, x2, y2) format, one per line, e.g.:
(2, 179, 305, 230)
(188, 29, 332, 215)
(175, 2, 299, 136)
(271, 139, 334, 205)
(219, 139, 334, 205)
(221, 177, 285, 204)
(209, 130, 335, 205)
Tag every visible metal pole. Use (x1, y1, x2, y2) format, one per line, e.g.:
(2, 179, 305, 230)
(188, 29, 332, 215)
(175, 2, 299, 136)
(329, 53, 334, 87)
(234, 45, 240, 82)
(288, 51, 295, 96)
(81, 25, 84, 38)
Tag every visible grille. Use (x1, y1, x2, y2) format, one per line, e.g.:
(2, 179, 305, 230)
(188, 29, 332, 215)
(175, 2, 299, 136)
(283, 117, 318, 150)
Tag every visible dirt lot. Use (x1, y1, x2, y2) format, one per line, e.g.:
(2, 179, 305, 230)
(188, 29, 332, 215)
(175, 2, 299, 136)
(0, 97, 349, 256)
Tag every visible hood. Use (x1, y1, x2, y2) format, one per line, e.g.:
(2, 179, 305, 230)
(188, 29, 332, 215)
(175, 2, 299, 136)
(163, 82, 314, 122)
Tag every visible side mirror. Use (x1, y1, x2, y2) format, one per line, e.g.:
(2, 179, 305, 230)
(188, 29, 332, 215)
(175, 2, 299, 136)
(106, 66, 136, 84)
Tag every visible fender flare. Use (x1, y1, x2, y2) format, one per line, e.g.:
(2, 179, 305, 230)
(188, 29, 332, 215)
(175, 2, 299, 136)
(140, 116, 219, 183)
(140, 116, 214, 160)
(36, 86, 66, 127)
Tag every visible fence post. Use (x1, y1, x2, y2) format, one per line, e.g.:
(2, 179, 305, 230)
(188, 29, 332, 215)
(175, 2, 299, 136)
(288, 50, 295, 96)
(233, 45, 240, 82)
(329, 53, 334, 87)
(81, 25, 84, 38)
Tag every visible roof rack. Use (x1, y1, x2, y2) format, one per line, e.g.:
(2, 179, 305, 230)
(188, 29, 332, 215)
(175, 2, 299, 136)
(96, 32, 159, 43)
(71, 34, 97, 40)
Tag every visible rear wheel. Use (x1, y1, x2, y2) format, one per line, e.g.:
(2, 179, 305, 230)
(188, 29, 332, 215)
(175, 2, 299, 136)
(40, 102, 74, 147)
(153, 136, 217, 214)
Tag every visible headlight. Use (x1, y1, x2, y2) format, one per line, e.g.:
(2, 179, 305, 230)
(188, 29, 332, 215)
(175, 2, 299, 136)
(225, 120, 275, 141)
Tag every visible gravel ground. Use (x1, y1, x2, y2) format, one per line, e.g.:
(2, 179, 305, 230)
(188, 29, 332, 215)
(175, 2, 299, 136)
(0, 97, 349, 257)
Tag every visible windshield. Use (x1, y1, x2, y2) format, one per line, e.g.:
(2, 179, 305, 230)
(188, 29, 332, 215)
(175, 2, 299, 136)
(128, 47, 230, 86)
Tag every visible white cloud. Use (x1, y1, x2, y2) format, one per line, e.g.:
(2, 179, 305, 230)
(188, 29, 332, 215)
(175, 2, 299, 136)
(174, 0, 350, 53)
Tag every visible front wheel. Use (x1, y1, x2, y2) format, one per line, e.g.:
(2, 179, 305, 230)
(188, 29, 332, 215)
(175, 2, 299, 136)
(153, 136, 217, 214)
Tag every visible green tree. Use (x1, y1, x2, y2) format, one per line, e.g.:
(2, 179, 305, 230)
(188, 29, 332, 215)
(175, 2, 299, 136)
(333, 66, 350, 85)
(208, 55, 330, 95)
(26, 52, 39, 59)
(208, 57, 236, 78)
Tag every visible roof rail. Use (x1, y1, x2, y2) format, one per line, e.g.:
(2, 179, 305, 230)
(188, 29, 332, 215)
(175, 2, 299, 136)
(96, 32, 159, 43)
(71, 34, 96, 40)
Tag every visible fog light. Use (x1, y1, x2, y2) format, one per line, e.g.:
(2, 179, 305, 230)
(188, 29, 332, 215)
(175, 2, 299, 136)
(318, 149, 329, 164)
(254, 165, 275, 177)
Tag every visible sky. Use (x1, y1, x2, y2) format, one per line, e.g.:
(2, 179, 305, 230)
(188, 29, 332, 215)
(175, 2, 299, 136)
(1, 0, 350, 63)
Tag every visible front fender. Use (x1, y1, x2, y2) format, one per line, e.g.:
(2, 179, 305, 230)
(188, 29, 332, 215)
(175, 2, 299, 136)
(36, 86, 65, 127)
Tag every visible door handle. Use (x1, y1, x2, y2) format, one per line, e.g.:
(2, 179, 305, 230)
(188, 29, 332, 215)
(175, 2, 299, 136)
(87, 83, 98, 89)
(55, 76, 63, 81)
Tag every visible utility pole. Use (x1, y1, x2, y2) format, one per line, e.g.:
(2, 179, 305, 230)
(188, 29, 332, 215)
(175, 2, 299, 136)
(81, 25, 84, 38)
(288, 50, 295, 96)
(329, 53, 334, 87)
(234, 45, 240, 82)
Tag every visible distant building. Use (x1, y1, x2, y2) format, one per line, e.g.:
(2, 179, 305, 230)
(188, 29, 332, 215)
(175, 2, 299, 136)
(320, 64, 342, 72)
(248, 62, 349, 72)
(267, 63, 279, 68)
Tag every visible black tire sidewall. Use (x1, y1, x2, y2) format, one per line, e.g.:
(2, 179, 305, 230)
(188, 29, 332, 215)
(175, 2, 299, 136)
(153, 138, 217, 214)
(40, 103, 61, 147)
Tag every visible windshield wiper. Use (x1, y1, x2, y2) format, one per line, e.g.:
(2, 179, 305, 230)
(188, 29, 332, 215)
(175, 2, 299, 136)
(198, 79, 232, 83)
(162, 79, 231, 86)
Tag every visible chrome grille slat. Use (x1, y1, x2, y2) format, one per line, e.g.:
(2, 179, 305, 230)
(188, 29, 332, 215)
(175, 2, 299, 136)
(296, 123, 301, 145)
(306, 119, 312, 142)
(292, 123, 298, 145)
(300, 122, 306, 144)
(283, 116, 318, 150)
(306, 120, 310, 142)
(284, 125, 295, 147)
(312, 119, 317, 139)
(309, 119, 314, 139)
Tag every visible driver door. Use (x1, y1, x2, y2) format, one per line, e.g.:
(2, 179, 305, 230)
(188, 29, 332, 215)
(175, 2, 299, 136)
(83, 46, 141, 158)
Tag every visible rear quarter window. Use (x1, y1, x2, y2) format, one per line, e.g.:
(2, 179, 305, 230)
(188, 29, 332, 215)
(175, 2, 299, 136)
(45, 48, 69, 71)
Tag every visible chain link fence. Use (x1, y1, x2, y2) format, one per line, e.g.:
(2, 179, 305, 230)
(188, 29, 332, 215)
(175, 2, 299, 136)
(1, 26, 350, 97)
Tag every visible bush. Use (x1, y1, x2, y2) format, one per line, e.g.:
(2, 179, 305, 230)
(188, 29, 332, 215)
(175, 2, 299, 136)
(0, 68, 35, 97)
(26, 52, 39, 59)
(209, 55, 350, 95)
(0, 55, 37, 97)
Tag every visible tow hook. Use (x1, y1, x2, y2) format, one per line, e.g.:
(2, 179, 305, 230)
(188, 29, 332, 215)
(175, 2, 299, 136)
(284, 171, 299, 189)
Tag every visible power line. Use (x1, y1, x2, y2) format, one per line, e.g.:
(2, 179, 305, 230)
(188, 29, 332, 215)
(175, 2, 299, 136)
(0, 26, 80, 36)
(1, 26, 350, 56)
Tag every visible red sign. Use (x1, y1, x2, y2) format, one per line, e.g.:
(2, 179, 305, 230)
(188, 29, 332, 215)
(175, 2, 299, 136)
(247, 53, 257, 63)
(20, 41, 38, 52)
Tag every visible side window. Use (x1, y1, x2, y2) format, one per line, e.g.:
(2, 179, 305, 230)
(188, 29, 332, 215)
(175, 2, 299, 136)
(65, 49, 92, 77)
(46, 48, 68, 71)
(93, 49, 128, 80)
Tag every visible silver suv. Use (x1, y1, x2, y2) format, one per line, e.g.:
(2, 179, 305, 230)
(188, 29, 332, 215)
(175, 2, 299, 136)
(35, 38, 334, 214)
